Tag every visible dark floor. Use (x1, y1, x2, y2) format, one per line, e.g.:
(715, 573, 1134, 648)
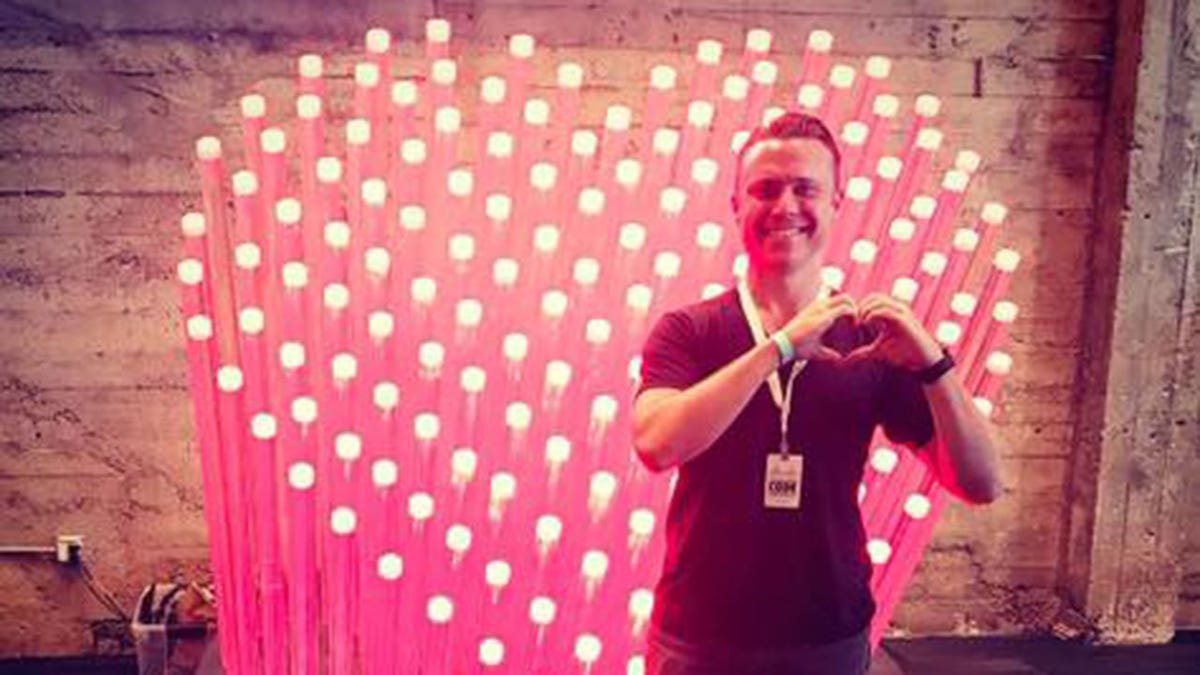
(1, 635, 1198, 674)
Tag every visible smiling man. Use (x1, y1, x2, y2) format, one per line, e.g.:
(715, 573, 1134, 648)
(632, 112, 1003, 674)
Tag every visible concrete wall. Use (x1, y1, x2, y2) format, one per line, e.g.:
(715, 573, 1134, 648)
(0, 0, 1187, 657)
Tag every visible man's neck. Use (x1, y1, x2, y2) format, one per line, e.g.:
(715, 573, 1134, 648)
(746, 265, 822, 327)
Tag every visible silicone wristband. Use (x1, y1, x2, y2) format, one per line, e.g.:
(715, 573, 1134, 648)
(770, 331, 795, 365)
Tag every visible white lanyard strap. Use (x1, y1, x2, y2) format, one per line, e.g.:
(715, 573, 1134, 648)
(737, 280, 805, 454)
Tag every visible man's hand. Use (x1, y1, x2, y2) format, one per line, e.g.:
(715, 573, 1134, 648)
(845, 293, 943, 369)
(780, 293, 860, 361)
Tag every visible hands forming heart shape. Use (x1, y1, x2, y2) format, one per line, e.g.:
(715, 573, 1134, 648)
(780, 293, 945, 371)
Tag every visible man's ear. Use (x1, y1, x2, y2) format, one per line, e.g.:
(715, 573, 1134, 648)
(730, 195, 739, 213)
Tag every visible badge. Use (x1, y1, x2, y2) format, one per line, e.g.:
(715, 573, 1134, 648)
(764, 453, 802, 510)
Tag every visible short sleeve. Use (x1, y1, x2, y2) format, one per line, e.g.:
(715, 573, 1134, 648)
(637, 310, 702, 395)
(879, 365, 935, 449)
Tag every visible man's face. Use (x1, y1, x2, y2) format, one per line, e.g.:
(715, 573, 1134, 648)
(734, 137, 839, 275)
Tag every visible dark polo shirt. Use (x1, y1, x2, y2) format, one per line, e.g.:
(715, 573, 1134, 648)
(637, 288, 934, 649)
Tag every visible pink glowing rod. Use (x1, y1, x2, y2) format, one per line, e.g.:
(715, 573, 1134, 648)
(297, 54, 324, 98)
(856, 95, 899, 177)
(240, 94, 266, 178)
(797, 29, 834, 87)
(820, 64, 856, 131)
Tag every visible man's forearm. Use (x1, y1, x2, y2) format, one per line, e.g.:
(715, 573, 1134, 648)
(633, 340, 780, 471)
(920, 372, 1004, 504)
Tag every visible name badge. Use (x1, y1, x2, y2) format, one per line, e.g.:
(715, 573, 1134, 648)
(764, 453, 802, 510)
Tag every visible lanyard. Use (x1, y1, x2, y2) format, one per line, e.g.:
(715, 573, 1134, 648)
(736, 279, 806, 456)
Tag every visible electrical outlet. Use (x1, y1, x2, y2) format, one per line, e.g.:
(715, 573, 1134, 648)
(56, 534, 83, 565)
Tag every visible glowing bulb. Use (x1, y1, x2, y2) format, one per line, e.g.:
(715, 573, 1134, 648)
(524, 98, 550, 126)
(250, 413, 277, 440)
(240, 94, 265, 119)
(829, 64, 855, 89)
(626, 284, 653, 312)
(615, 158, 642, 188)
(324, 221, 350, 249)
(578, 187, 605, 215)
(419, 341, 445, 371)
(849, 240, 877, 264)
(982, 202, 1008, 225)
(877, 156, 903, 181)
(460, 366, 487, 394)
(260, 127, 286, 154)
(530, 162, 558, 191)
(487, 133, 513, 161)
(334, 432, 362, 462)
(654, 251, 682, 279)
(797, 84, 824, 110)
(446, 524, 472, 555)
(652, 128, 680, 156)
(323, 283, 349, 311)
(185, 315, 212, 341)
(905, 494, 932, 519)
(873, 94, 900, 118)
(585, 318, 612, 345)
(956, 150, 982, 173)
(820, 265, 844, 291)
(480, 76, 506, 104)
(630, 508, 656, 537)
(950, 293, 978, 317)
(986, 351, 1014, 376)
(722, 74, 749, 100)
(448, 233, 476, 263)
(920, 252, 948, 276)
(952, 228, 980, 253)
(486, 560, 512, 590)
(414, 413, 440, 441)
(479, 638, 505, 666)
(541, 289, 568, 318)
(316, 157, 342, 183)
(871, 447, 899, 473)
(659, 186, 687, 215)
(409, 492, 435, 521)
(288, 462, 315, 490)
(363, 248, 390, 278)
(456, 299, 483, 328)
(935, 321, 963, 346)
(536, 514, 563, 547)
(505, 401, 532, 430)
(234, 242, 260, 270)
(502, 333, 528, 362)
(619, 222, 647, 252)
(435, 106, 461, 134)
(581, 550, 609, 580)
(995, 249, 1022, 272)
(330, 506, 357, 535)
(373, 381, 400, 412)
(231, 170, 258, 197)
(761, 106, 785, 126)
(915, 93, 941, 117)
(691, 157, 719, 185)
(696, 222, 723, 250)
(916, 127, 943, 150)
(892, 277, 919, 304)
(490, 472, 516, 502)
(399, 205, 426, 233)
(841, 121, 868, 146)
(808, 29, 833, 51)
(401, 138, 427, 165)
(546, 436, 571, 465)
(447, 167, 473, 197)
(605, 105, 633, 131)
(994, 301, 1019, 323)
(846, 176, 873, 201)
(943, 169, 969, 193)
(696, 39, 722, 65)
(975, 397, 995, 418)
(687, 100, 714, 128)
(290, 397, 317, 425)
(411, 277, 437, 305)
(195, 136, 221, 161)
(751, 60, 778, 85)
(650, 64, 676, 90)
(346, 118, 370, 146)
(451, 448, 478, 483)
(180, 212, 206, 238)
(575, 635, 602, 665)
(746, 28, 772, 52)
(572, 129, 598, 157)
(239, 307, 264, 335)
(298, 54, 322, 78)
(279, 342, 306, 370)
(509, 33, 535, 58)
(529, 596, 556, 626)
(354, 62, 380, 89)
(177, 259, 203, 285)
(867, 539, 892, 564)
(492, 258, 519, 287)
(590, 471, 617, 505)
(392, 80, 417, 106)
(426, 595, 453, 625)
(889, 218, 915, 241)
(573, 258, 601, 286)
(702, 283, 726, 299)
(557, 61, 584, 88)
(216, 366, 243, 393)
(368, 311, 394, 341)
(431, 59, 457, 86)
(372, 459, 398, 488)
(378, 553, 404, 581)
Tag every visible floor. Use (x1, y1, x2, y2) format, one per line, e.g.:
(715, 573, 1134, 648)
(1, 635, 1198, 674)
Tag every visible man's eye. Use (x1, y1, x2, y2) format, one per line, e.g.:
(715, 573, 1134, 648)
(750, 180, 784, 200)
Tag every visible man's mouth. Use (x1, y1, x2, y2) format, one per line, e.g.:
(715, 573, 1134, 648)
(761, 218, 816, 238)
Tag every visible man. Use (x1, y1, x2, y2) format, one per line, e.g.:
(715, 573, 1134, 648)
(632, 112, 1003, 674)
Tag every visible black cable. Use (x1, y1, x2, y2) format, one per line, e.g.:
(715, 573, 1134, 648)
(79, 560, 130, 622)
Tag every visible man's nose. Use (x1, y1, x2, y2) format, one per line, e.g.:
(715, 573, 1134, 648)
(774, 186, 803, 214)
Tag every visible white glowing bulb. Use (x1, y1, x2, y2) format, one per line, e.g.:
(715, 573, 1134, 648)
(952, 228, 980, 253)
(908, 196, 935, 220)
(867, 539, 892, 564)
(746, 27, 772, 52)
(873, 94, 900, 118)
(865, 55, 892, 79)
(431, 59, 457, 86)
(581, 550, 609, 580)
(797, 84, 824, 110)
(987, 351, 1014, 376)
(654, 251, 682, 279)
(195, 137, 221, 161)
(288, 462, 315, 490)
(630, 508, 656, 537)
(492, 258, 519, 287)
(615, 159, 643, 189)
(239, 307, 264, 335)
(874, 157, 902, 183)
(585, 318, 612, 345)
(592, 395, 618, 424)
(185, 315, 212, 341)
(829, 64, 855, 89)
(365, 27, 390, 53)
(545, 361, 572, 390)
(687, 100, 715, 128)
(455, 299, 483, 328)
(480, 76, 506, 104)
(426, 595, 453, 625)
(530, 162, 558, 191)
(541, 289, 568, 318)
(626, 284, 653, 312)
(447, 168, 473, 198)
(722, 74, 749, 101)
(231, 170, 258, 197)
(545, 436, 571, 465)
(846, 176, 873, 201)
(373, 381, 400, 411)
(921, 252, 948, 276)
(177, 259, 203, 285)
(323, 283, 349, 311)
(451, 448, 477, 483)
(291, 397, 317, 425)
(943, 169, 969, 193)
(982, 202, 1008, 225)
(849, 240, 877, 264)
(330, 353, 357, 382)
(216, 365, 243, 393)
(409, 492, 435, 521)
(346, 118, 370, 146)
(702, 283, 726, 300)
(411, 277, 437, 305)
(892, 277, 919, 304)
(415, 413, 441, 442)
(605, 105, 633, 131)
(234, 242, 260, 270)
(446, 524, 472, 555)
(435, 106, 461, 134)
(590, 471, 617, 501)
(819, 265, 843, 291)
(279, 342, 306, 370)
(915, 94, 942, 117)
(460, 366, 486, 394)
(180, 213, 206, 239)
(250, 413, 277, 440)
(659, 186, 687, 215)
(378, 552, 404, 581)
(630, 588, 654, 620)
(486, 560, 512, 589)
(761, 106, 785, 127)
(530, 596, 556, 626)
(557, 61, 584, 88)
(401, 139, 427, 166)
(536, 514, 563, 546)
(995, 249, 1021, 272)
(392, 80, 417, 106)
(650, 64, 677, 90)
(240, 94, 265, 119)
(418, 341, 445, 372)
(575, 635, 602, 664)
(506, 401, 532, 430)
(365, 311, 394, 342)
(316, 157, 342, 183)
(752, 60, 778, 85)
(935, 321, 962, 346)
(479, 637, 505, 666)
(487, 132, 513, 160)
(274, 200, 302, 227)
(298, 54, 322, 78)
(260, 127, 286, 154)
(334, 432, 362, 462)
(509, 33, 535, 58)
(573, 258, 601, 286)
(689, 159, 719, 187)
(524, 98, 550, 126)
(807, 29, 833, 51)
(917, 128, 943, 150)
(905, 493, 932, 519)
(652, 127, 680, 156)
(841, 121, 868, 146)
(490, 472, 516, 501)
(731, 130, 750, 154)
(696, 222, 723, 251)
(620, 222, 647, 252)
(360, 248, 389, 279)
(330, 506, 357, 535)
(889, 218, 915, 242)
(868, 446, 899, 475)
(448, 233, 475, 263)
(696, 39, 723, 65)
(951, 293, 978, 317)
(570, 130, 598, 159)
(628, 355, 643, 382)
(578, 187, 605, 216)
(354, 62, 380, 88)
(502, 333, 528, 362)
(975, 397, 995, 418)
(956, 150, 982, 174)
(372, 459, 398, 488)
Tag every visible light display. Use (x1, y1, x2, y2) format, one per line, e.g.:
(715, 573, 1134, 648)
(177, 20, 1020, 673)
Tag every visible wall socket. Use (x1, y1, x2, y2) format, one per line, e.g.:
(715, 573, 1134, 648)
(56, 534, 83, 565)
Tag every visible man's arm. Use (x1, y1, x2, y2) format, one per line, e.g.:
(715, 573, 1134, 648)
(916, 371, 1004, 504)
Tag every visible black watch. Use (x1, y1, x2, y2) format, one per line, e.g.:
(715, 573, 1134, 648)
(913, 347, 955, 384)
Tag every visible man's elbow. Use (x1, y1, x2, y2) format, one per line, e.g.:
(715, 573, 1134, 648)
(633, 440, 675, 473)
(958, 475, 1003, 505)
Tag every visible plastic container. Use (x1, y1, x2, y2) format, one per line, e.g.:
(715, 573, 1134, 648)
(131, 583, 223, 675)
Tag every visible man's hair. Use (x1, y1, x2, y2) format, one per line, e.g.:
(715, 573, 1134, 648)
(731, 111, 843, 209)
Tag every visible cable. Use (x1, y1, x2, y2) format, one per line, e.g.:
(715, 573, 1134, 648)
(79, 560, 130, 622)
